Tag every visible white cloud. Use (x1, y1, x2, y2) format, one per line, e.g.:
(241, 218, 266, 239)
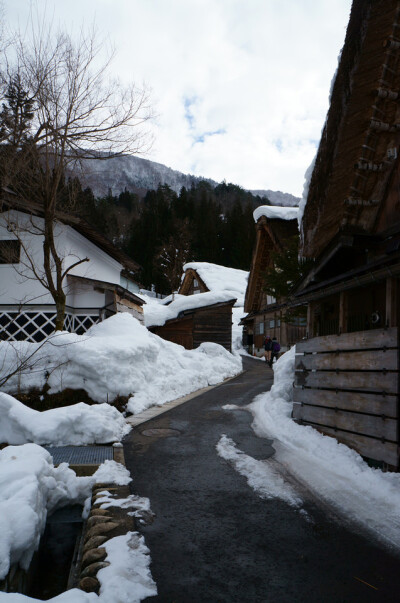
(3, 0, 352, 195)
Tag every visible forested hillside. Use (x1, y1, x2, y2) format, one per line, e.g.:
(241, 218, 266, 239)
(74, 180, 267, 293)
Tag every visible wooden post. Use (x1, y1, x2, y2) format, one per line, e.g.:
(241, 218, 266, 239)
(386, 277, 398, 327)
(307, 302, 315, 338)
(339, 291, 348, 334)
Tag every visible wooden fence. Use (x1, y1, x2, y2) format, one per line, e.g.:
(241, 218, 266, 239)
(293, 328, 399, 467)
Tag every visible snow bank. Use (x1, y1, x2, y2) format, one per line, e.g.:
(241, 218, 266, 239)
(0, 393, 130, 446)
(144, 290, 236, 327)
(0, 313, 242, 416)
(0, 444, 92, 580)
(253, 205, 299, 222)
(182, 262, 248, 305)
(250, 347, 400, 550)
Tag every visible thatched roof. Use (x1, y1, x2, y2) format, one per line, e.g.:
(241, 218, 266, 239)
(301, 0, 400, 259)
(244, 216, 298, 313)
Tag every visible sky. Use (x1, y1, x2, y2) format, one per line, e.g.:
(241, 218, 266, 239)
(3, 0, 353, 197)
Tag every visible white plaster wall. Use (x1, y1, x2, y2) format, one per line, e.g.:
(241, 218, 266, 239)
(0, 210, 122, 309)
(58, 226, 123, 284)
(0, 210, 54, 305)
(65, 276, 106, 309)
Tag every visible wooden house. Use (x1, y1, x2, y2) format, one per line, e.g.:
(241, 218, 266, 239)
(179, 266, 209, 295)
(242, 206, 306, 356)
(0, 196, 144, 341)
(293, 0, 400, 469)
(146, 292, 236, 351)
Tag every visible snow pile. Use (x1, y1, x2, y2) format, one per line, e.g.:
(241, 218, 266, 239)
(144, 290, 236, 327)
(0, 444, 92, 580)
(97, 532, 156, 602)
(0, 393, 130, 446)
(182, 262, 248, 306)
(0, 313, 242, 416)
(253, 205, 299, 222)
(250, 347, 400, 550)
(93, 459, 132, 485)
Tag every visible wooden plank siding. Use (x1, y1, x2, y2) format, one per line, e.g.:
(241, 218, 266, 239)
(193, 304, 233, 352)
(150, 301, 234, 352)
(151, 316, 194, 349)
(293, 327, 399, 467)
(296, 327, 398, 353)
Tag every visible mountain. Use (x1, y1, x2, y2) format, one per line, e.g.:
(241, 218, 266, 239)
(71, 154, 300, 206)
(248, 189, 300, 207)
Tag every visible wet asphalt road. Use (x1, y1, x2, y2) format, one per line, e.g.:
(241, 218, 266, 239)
(123, 357, 400, 603)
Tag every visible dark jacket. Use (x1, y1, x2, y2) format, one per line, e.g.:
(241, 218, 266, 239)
(264, 337, 272, 351)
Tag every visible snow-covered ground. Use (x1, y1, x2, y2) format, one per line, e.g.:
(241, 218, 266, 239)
(222, 347, 400, 552)
(0, 313, 242, 419)
(0, 445, 156, 602)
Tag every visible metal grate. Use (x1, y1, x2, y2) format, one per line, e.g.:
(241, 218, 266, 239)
(45, 446, 114, 465)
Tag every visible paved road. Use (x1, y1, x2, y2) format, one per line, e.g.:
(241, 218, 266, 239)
(123, 357, 400, 602)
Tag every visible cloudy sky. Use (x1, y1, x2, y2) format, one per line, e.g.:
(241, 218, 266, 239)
(4, 0, 352, 197)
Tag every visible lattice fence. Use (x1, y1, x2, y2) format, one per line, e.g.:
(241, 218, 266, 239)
(0, 310, 100, 342)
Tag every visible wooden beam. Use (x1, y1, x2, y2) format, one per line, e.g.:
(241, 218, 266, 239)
(292, 403, 397, 441)
(293, 388, 397, 417)
(296, 327, 398, 353)
(386, 276, 398, 327)
(339, 291, 348, 334)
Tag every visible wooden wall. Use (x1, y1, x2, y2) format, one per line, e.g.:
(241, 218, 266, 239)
(193, 304, 233, 352)
(151, 316, 194, 349)
(151, 303, 234, 352)
(293, 327, 399, 467)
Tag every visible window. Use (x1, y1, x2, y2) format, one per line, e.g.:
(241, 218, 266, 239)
(269, 319, 275, 328)
(258, 322, 264, 335)
(193, 278, 198, 287)
(0, 240, 20, 264)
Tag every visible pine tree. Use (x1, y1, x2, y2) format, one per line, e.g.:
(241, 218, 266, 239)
(0, 74, 34, 147)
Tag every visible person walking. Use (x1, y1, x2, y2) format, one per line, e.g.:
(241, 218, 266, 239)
(269, 337, 281, 367)
(264, 336, 272, 363)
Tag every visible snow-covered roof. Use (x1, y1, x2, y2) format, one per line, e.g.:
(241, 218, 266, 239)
(144, 291, 236, 328)
(253, 205, 299, 223)
(182, 262, 248, 305)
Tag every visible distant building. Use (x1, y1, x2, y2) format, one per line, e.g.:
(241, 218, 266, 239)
(145, 291, 236, 352)
(0, 196, 144, 341)
(241, 206, 305, 356)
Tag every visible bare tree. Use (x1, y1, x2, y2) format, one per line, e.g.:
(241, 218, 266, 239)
(0, 20, 153, 330)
